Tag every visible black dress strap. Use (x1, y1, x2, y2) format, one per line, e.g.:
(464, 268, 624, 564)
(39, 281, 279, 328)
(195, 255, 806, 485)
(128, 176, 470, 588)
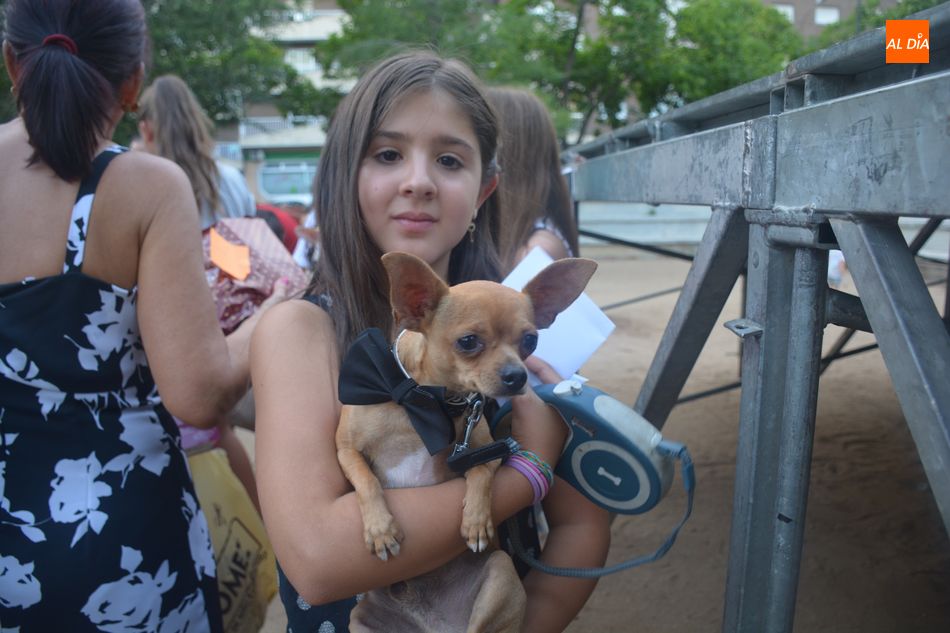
(63, 145, 127, 274)
(301, 292, 333, 312)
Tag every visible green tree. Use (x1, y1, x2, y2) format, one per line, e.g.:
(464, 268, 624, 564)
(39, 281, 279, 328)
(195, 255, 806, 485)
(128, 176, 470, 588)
(671, 0, 803, 104)
(316, 0, 673, 142)
(0, 0, 327, 140)
(316, 0, 495, 74)
(142, 0, 323, 123)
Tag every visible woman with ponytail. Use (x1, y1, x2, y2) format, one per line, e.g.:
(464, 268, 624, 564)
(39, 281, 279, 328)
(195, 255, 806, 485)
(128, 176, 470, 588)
(0, 1, 258, 630)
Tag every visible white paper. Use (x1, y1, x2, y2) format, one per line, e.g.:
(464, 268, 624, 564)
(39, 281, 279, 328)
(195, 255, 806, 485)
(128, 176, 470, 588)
(502, 247, 615, 381)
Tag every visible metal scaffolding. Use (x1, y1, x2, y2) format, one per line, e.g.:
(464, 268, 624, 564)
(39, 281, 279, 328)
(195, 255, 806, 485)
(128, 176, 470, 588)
(569, 5, 950, 632)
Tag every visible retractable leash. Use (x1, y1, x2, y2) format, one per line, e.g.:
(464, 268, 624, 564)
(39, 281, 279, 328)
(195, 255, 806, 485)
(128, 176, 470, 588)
(491, 380, 696, 578)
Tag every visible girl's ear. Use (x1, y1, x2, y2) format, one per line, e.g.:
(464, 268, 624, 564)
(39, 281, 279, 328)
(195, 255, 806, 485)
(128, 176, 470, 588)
(138, 119, 155, 146)
(476, 172, 499, 208)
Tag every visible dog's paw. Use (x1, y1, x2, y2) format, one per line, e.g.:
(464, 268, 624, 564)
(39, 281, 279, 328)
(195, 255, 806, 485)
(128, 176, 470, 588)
(461, 511, 495, 553)
(364, 515, 403, 561)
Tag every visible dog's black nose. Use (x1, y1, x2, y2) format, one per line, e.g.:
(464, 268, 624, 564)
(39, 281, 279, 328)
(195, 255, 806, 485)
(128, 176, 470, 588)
(500, 366, 527, 393)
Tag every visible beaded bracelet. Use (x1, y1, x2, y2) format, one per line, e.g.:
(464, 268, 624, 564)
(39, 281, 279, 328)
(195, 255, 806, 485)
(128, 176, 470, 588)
(505, 450, 553, 505)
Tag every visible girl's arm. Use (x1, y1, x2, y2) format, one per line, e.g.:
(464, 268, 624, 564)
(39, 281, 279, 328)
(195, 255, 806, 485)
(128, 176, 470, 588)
(251, 299, 566, 605)
(522, 484, 611, 633)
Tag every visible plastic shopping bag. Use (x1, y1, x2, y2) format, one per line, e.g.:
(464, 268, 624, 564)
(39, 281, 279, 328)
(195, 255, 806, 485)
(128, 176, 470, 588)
(188, 448, 278, 633)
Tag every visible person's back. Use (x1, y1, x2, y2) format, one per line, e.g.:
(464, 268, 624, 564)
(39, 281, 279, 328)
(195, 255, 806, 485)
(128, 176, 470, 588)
(0, 1, 251, 630)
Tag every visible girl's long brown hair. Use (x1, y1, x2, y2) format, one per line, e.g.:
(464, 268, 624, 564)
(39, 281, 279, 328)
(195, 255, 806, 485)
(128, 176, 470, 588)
(308, 50, 502, 355)
(138, 74, 220, 215)
(487, 87, 578, 273)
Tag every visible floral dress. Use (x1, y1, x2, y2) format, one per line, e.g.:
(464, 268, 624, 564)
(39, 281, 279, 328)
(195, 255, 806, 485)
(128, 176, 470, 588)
(0, 147, 223, 632)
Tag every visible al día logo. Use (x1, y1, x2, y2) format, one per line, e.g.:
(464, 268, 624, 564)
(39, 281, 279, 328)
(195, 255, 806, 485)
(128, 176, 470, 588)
(886, 19, 929, 64)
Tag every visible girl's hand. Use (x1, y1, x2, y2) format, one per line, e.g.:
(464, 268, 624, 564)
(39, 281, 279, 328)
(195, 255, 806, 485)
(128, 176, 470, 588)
(260, 276, 295, 310)
(508, 387, 568, 468)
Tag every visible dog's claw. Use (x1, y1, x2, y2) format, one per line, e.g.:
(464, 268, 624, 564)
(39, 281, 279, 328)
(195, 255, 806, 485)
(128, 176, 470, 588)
(462, 517, 494, 553)
(364, 514, 404, 560)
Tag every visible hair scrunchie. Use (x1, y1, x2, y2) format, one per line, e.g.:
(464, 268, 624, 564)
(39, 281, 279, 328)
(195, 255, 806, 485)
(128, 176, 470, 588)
(41, 34, 78, 56)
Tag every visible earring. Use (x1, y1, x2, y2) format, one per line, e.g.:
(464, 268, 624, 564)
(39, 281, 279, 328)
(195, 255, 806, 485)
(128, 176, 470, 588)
(467, 221, 476, 243)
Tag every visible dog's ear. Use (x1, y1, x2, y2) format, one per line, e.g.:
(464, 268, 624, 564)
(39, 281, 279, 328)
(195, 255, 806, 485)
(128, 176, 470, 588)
(381, 252, 449, 331)
(522, 257, 598, 329)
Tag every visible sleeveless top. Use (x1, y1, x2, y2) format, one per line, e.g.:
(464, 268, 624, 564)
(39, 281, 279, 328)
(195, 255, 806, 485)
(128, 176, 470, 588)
(278, 294, 359, 633)
(531, 217, 575, 256)
(276, 294, 540, 633)
(0, 147, 223, 632)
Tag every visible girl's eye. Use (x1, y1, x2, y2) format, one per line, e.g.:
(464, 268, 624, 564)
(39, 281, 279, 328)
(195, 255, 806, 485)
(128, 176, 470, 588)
(437, 155, 462, 169)
(521, 333, 538, 355)
(455, 334, 482, 353)
(375, 149, 401, 163)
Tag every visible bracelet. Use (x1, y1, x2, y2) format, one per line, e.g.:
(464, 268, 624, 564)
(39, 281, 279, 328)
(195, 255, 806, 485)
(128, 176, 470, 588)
(518, 449, 554, 487)
(505, 450, 553, 504)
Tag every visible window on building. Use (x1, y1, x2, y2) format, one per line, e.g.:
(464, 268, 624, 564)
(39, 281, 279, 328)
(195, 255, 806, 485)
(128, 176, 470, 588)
(773, 3, 795, 22)
(815, 6, 840, 25)
(258, 160, 318, 206)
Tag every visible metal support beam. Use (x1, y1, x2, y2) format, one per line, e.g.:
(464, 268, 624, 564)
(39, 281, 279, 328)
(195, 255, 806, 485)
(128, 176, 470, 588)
(634, 206, 748, 428)
(831, 218, 950, 534)
(722, 220, 828, 633)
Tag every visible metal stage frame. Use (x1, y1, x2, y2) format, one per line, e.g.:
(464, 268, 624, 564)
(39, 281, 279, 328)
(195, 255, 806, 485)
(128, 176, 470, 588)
(569, 6, 950, 632)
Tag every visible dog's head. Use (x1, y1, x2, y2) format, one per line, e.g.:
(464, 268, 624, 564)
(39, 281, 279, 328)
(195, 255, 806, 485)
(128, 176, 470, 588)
(381, 252, 597, 398)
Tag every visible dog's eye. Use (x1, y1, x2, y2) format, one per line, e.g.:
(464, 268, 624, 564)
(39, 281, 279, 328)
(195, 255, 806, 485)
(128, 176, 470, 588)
(521, 333, 538, 355)
(456, 335, 482, 353)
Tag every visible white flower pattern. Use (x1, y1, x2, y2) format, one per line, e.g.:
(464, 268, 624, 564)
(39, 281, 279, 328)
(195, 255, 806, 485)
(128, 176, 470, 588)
(81, 546, 177, 633)
(0, 555, 41, 610)
(48, 453, 112, 547)
(182, 490, 216, 580)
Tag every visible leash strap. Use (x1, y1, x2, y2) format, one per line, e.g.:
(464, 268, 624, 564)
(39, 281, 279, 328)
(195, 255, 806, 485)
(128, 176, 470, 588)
(448, 437, 521, 473)
(447, 396, 520, 473)
(506, 440, 695, 578)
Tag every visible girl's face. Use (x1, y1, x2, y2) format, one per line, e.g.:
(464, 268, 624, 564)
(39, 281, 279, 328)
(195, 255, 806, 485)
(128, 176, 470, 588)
(358, 88, 497, 280)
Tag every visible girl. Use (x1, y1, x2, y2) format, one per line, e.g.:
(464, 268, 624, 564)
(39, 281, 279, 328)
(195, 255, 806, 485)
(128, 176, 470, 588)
(251, 51, 609, 632)
(487, 86, 580, 274)
(137, 74, 256, 231)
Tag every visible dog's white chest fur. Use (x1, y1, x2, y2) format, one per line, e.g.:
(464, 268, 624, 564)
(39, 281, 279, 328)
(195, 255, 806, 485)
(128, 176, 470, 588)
(380, 445, 443, 488)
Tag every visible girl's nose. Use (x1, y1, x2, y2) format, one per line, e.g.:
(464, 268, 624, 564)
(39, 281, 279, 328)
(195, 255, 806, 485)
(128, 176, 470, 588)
(399, 156, 436, 199)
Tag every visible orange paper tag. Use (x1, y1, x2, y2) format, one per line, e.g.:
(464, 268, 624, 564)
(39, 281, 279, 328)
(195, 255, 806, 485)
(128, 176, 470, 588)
(886, 20, 929, 64)
(209, 227, 251, 280)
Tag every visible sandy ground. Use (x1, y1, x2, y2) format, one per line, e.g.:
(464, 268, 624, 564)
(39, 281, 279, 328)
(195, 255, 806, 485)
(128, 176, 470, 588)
(244, 244, 950, 633)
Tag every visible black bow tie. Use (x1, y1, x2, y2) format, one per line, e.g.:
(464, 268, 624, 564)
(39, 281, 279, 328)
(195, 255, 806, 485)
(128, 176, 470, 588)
(338, 328, 461, 455)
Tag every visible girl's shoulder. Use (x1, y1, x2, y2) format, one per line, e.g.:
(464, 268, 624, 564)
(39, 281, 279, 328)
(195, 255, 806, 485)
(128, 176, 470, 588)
(102, 151, 193, 204)
(251, 296, 341, 379)
(525, 223, 572, 261)
(255, 295, 336, 347)
(95, 150, 197, 225)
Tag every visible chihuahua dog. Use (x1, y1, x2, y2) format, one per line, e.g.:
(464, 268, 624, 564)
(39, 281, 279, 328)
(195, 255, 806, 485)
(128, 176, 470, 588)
(336, 251, 597, 633)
